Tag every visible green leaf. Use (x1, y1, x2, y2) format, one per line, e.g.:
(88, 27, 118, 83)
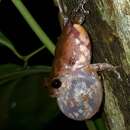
(0, 32, 23, 60)
(0, 79, 21, 128)
(0, 64, 51, 85)
(7, 75, 58, 129)
(0, 64, 58, 129)
(0, 64, 23, 76)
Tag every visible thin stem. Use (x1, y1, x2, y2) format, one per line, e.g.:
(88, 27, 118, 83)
(11, 0, 55, 55)
(86, 120, 97, 130)
(94, 118, 108, 130)
(23, 46, 45, 67)
(24, 46, 45, 62)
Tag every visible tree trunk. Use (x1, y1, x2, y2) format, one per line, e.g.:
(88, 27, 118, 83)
(55, 0, 130, 130)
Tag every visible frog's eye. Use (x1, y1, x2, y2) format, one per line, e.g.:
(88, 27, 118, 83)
(51, 79, 62, 89)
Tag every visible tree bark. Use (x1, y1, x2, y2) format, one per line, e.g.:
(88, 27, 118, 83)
(54, 0, 130, 130)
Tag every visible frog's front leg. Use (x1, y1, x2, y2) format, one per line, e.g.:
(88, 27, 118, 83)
(85, 63, 121, 79)
(91, 63, 117, 71)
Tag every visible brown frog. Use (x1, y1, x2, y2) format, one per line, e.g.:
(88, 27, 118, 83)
(46, 0, 120, 120)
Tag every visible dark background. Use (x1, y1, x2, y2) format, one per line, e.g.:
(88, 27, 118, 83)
(0, 0, 60, 66)
(0, 0, 87, 129)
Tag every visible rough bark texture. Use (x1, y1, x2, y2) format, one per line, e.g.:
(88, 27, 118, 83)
(56, 0, 130, 130)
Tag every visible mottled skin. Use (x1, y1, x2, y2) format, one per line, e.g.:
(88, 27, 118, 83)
(56, 70, 103, 120)
(47, 21, 104, 120)
(47, 0, 119, 121)
(52, 22, 91, 76)
(49, 21, 91, 96)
